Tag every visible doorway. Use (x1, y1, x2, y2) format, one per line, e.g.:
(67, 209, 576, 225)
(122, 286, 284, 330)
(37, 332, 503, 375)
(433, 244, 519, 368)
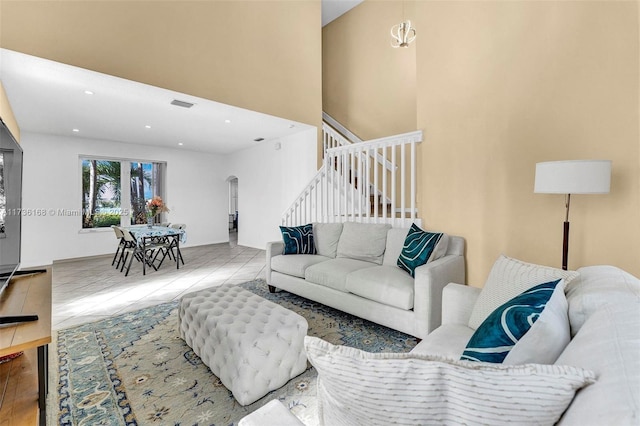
(227, 176, 238, 245)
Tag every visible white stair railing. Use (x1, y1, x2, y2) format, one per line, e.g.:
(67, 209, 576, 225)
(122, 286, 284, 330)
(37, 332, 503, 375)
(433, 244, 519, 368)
(282, 120, 422, 227)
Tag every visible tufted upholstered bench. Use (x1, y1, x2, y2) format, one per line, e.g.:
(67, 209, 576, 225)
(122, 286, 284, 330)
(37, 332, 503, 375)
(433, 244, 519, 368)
(178, 284, 309, 406)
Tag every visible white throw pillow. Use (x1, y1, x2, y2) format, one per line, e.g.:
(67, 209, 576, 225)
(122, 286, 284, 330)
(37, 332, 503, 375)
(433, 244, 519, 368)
(468, 255, 579, 330)
(305, 336, 595, 426)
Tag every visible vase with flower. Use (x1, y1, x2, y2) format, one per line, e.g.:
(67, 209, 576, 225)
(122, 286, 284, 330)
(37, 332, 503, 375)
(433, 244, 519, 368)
(146, 196, 169, 228)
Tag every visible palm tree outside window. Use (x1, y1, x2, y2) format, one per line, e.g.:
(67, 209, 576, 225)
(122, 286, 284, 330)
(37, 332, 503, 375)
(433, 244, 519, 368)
(81, 158, 166, 229)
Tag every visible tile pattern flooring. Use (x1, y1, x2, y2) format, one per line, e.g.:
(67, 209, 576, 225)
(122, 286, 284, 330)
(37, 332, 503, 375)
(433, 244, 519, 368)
(52, 232, 266, 330)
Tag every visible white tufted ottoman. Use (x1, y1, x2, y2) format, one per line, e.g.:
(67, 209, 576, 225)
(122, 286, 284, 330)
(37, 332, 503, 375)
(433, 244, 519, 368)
(178, 284, 308, 406)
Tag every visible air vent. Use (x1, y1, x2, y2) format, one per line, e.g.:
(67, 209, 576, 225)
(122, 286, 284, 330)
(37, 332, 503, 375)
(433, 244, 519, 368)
(254, 137, 265, 142)
(170, 99, 195, 108)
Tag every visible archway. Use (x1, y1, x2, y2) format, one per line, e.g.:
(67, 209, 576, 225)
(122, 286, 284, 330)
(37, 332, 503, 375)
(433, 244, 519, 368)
(226, 176, 238, 244)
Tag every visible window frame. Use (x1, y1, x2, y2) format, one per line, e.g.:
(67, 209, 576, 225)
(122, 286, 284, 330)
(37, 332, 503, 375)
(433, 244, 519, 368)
(78, 155, 167, 231)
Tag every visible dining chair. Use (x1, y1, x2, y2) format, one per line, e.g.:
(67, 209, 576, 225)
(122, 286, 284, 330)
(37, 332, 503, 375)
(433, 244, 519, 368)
(120, 229, 167, 276)
(111, 225, 127, 268)
(167, 223, 186, 265)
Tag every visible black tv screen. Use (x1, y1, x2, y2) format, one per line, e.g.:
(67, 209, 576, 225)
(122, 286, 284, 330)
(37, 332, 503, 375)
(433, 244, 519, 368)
(0, 118, 22, 294)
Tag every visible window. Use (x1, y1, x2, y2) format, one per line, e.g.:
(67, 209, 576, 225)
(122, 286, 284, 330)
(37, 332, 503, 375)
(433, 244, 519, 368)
(81, 157, 165, 229)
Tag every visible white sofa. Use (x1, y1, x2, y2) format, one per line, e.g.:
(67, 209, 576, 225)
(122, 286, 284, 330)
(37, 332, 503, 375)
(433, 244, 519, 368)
(408, 263, 640, 425)
(266, 221, 466, 339)
(243, 261, 640, 425)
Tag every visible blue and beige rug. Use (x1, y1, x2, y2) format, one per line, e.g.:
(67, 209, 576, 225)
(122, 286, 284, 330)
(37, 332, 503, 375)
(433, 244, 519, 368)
(50, 279, 417, 425)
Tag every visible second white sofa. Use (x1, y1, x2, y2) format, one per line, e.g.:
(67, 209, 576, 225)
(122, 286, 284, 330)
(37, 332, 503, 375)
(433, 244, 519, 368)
(266, 221, 466, 339)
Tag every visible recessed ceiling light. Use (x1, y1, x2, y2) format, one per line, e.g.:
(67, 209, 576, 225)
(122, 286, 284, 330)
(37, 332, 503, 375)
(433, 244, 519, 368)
(72, 128, 80, 132)
(224, 119, 231, 124)
(84, 90, 94, 95)
(178, 142, 184, 146)
(145, 125, 151, 129)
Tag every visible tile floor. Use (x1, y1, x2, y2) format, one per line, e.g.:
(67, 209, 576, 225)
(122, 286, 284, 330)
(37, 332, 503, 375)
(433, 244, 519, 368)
(51, 231, 266, 330)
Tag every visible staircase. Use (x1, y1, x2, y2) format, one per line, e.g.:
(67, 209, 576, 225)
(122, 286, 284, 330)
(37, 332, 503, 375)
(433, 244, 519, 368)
(282, 113, 422, 228)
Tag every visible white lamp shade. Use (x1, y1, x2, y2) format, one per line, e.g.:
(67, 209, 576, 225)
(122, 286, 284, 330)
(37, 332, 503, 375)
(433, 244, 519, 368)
(534, 160, 611, 194)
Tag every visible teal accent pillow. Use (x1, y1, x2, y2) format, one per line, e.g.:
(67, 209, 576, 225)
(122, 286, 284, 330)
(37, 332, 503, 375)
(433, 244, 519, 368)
(461, 279, 563, 363)
(397, 223, 444, 277)
(279, 224, 316, 255)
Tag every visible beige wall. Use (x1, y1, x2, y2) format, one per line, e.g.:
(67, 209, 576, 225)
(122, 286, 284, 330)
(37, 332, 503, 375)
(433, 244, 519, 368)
(322, 0, 416, 140)
(0, 80, 20, 141)
(325, 1, 640, 284)
(0, 1, 322, 131)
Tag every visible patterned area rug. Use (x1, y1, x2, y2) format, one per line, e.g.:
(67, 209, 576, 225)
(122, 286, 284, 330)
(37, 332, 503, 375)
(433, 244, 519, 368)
(49, 279, 417, 425)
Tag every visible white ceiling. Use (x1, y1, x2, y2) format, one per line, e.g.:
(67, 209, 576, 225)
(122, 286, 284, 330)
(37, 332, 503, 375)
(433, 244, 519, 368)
(322, 0, 364, 26)
(0, 49, 315, 155)
(0, 1, 362, 155)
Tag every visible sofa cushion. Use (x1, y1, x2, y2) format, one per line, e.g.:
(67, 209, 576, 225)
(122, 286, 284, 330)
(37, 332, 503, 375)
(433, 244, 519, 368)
(556, 302, 640, 425)
(305, 258, 376, 292)
(468, 255, 579, 330)
(410, 324, 474, 358)
(461, 279, 570, 364)
(336, 222, 391, 265)
(279, 224, 316, 255)
(397, 223, 449, 277)
(345, 265, 415, 310)
(305, 336, 595, 426)
(566, 265, 640, 337)
(313, 222, 343, 258)
(382, 227, 409, 266)
(271, 254, 330, 279)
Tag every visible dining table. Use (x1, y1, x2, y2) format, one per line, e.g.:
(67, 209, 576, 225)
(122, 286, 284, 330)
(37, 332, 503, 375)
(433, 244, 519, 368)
(124, 225, 187, 272)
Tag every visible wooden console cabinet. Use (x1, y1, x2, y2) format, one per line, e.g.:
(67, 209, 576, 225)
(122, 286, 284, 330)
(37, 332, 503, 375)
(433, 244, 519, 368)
(0, 269, 51, 426)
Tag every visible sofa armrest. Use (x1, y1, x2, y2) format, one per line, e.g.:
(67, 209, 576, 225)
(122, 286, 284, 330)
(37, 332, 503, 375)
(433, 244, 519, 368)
(441, 283, 481, 326)
(413, 254, 466, 337)
(266, 240, 284, 259)
(265, 241, 284, 284)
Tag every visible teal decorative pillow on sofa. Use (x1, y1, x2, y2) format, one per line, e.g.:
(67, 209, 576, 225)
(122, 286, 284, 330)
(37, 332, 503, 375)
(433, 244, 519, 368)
(279, 224, 316, 255)
(397, 223, 446, 277)
(461, 278, 570, 364)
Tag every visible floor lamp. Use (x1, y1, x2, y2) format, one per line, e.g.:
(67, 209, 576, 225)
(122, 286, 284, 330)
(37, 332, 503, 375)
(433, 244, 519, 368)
(534, 160, 611, 270)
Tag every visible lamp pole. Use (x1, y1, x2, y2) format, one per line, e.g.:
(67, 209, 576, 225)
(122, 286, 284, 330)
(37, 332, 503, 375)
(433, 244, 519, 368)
(562, 194, 571, 270)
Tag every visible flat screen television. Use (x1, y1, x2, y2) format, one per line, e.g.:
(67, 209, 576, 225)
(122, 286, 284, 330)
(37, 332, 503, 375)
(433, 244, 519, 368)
(0, 117, 23, 296)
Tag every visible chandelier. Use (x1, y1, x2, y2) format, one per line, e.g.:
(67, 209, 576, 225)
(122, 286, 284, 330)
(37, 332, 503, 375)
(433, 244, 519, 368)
(391, 20, 416, 48)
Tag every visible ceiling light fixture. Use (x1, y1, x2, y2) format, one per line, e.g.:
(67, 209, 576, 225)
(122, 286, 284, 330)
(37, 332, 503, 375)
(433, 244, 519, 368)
(72, 128, 80, 132)
(391, 3, 416, 48)
(225, 119, 231, 124)
(254, 137, 265, 142)
(178, 142, 184, 146)
(391, 20, 416, 48)
(84, 90, 94, 95)
(145, 125, 151, 129)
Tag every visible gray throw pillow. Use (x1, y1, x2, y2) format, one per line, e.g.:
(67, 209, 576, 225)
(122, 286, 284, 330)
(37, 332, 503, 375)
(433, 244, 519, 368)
(313, 222, 344, 258)
(336, 222, 391, 265)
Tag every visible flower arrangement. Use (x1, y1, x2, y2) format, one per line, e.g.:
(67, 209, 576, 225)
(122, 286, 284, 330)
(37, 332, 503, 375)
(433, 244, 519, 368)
(146, 196, 169, 218)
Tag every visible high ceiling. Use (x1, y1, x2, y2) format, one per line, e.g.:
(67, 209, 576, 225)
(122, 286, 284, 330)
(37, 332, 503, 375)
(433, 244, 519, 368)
(322, 0, 363, 26)
(0, 0, 363, 155)
(0, 49, 314, 155)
